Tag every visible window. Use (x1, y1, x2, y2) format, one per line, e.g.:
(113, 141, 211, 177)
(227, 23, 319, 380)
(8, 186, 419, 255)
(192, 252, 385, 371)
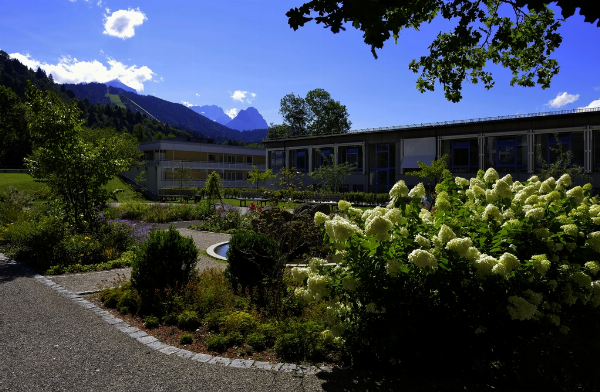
(224, 172, 245, 181)
(269, 150, 284, 172)
(313, 147, 333, 169)
(594, 130, 600, 172)
(535, 132, 584, 170)
(485, 135, 527, 173)
(441, 138, 478, 173)
(290, 149, 308, 172)
(369, 143, 395, 193)
(246, 156, 252, 164)
(208, 154, 216, 162)
(338, 145, 363, 172)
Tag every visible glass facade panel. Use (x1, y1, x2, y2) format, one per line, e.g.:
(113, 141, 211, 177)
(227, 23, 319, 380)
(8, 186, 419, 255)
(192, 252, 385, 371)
(442, 138, 478, 173)
(313, 147, 333, 169)
(290, 149, 308, 172)
(595, 130, 600, 172)
(368, 143, 395, 193)
(338, 145, 363, 171)
(535, 132, 584, 170)
(269, 150, 284, 172)
(485, 135, 527, 173)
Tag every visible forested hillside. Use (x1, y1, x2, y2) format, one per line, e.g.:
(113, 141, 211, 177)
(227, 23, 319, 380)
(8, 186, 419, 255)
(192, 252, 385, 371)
(0, 50, 192, 168)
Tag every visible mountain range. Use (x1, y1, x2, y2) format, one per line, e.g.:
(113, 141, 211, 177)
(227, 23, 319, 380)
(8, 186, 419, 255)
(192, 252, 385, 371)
(61, 80, 268, 143)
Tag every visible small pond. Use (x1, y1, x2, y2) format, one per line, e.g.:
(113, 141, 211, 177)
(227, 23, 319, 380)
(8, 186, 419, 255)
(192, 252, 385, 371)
(214, 243, 229, 258)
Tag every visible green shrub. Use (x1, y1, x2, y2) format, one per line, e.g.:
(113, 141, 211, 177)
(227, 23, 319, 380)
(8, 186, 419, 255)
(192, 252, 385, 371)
(100, 288, 121, 308)
(246, 332, 267, 351)
(274, 334, 303, 360)
(221, 311, 258, 336)
(162, 313, 178, 326)
(116, 288, 141, 314)
(274, 320, 326, 361)
(143, 316, 159, 329)
(206, 334, 229, 352)
(179, 333, 194, 345)
(177, 310, 201, 331)
(192, 269, 238, 316)
(130, 226, 198, 310)
(226, 331, 244, 346)
(203, 310, 226, 332)
(225, 229, 280, 290)
(257, 323, 278, 346)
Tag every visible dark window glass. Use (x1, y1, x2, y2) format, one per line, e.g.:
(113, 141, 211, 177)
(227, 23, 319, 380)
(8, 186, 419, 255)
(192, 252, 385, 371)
(595, 130, 600, 171)
(369, 144, 376, 167)
(571, 132, 584, 167)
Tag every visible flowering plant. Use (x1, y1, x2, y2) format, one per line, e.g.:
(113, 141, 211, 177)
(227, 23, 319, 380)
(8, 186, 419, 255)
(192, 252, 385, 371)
(293, 169, 600, 366)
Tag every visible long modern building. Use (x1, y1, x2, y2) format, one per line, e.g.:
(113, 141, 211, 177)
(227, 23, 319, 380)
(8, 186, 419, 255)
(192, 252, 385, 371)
(123, 137, 266, 194)
(263, 107, 600, 193)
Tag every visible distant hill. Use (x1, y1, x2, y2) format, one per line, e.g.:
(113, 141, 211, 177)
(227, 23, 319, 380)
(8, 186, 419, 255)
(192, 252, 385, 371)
(190, 105, 231, 125)
(61, 82, 111, 105)
(105, 79, 137, 94)
(116, 91, 266, 143)
(225, 107, 268, 132)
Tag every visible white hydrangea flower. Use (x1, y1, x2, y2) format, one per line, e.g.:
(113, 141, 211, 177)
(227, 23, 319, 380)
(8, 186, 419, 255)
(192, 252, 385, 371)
(295, 287, 313, 304)
(307, 273, 329, 301)
(314, 211, 330, 226)
(399, 227, 410, 237)
(500, 174, 513, 186)
(547, 314, 561, 326)
(571, 271, 592, 288)
(511, 181, 524, 192)
(408, 182, 426, 199)
(513, 185, 536, 204)
(482, 204, 502, 223)
(408, 249, 438, 269)
(465, 246, 481, 261)
(591, 281, 600, 296)
(556, 173, 572, 189)
(546, 190, 562, 204)
(524, 195, 539, 205)
(465, 189, 475, 200)
(493, 178, 512, 199)
(324, 216, 361, 245)
(525, 207, 545, 220)
(455, 177, 470, 188)
(415, 234, 431, 247)
(507, 296, 537, 320)
(523, 289, 543, 305)
(365, 215, 393, 241)
(502, 219, 523, 228)
(483, 168, 499, 183)
(471, 185, 486, 198)
(555, 214, 569, 224)
(437, 224, 456, 243)
(492, 263, 509, 277)
(584, 261, 600, 275)
(485, 189, 499, 203)
(474, 254, 499, 276)
(539, 177, 556, 194)
(389, 180, 409, 198)
(470, 177, 485, 189)
(566, 186, 585, 205)
(386, 259, 403, 277)
(561, 224, 578, 237)
(499, 253, 520, 270)
(446, 237, 472, 256)
(586, 232, 600, 252)
(338, 200, 351, 212)
(384, 208, 402, 225)
(528, 175, 540, 183)
(533, 228, 551, 241)
(331, 250, 346, 264)
(589, 204, 600, 217)
(291, 267, 310, 283)
(502, 208, 515, 219)
(531, 254, 551, 275)
(436, 191, 451, 210)
(419, 209, 434, 225)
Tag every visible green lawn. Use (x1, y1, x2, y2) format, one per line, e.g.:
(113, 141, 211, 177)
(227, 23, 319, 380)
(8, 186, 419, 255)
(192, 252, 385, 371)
(0, 173, 140, 202)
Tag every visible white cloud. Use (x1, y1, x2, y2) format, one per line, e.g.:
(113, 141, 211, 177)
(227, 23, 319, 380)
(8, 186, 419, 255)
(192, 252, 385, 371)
(579, 99, 600, 109)
(594, 87, 600, 91)
(546, 92, 580, 108)
(9, 52, 154, 92)
(230, 90, 256, 104)
(181, 101, 196, 107)
(195, 93, 200, 96)
(225, 108, 238, 119)
(103, 8, 147, 40)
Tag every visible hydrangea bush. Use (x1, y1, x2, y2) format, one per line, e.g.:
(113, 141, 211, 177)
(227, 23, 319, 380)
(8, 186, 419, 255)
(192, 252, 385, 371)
(293, 169, 600, 367)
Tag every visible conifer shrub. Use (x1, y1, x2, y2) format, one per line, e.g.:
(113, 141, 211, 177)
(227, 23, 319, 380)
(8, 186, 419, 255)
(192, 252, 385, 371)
(177, 310, 201, 331)
(143, 316, 159, 329)
(206, 334, 229, 352)
(245, 332, 267, 351)
(225, 229, 280, 290)
(179, 333, 194, 345)
(130, 226, 198, 311)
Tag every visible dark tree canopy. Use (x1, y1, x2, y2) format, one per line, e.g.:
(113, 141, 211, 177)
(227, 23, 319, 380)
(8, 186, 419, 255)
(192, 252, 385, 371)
(287, 1, 600, 102)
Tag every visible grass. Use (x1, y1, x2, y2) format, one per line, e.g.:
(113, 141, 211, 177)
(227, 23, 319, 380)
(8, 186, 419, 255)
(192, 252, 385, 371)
(0, 173, 141, 202)
(105, 93, 126, 109)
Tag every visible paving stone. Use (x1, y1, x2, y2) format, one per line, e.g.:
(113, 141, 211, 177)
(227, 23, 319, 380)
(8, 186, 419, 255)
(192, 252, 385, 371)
(274, 363, 284, 371)
(191, 353, 212, 363)
(253, 361, 272, 371)
(129, 330, 148, 339)
(230, 359, 254, 369)
(159, 346, 181, 355)
(147, 341, 168, 350)
(297, 365, 318, 374)
(176, 349, 195, 359)
(277, 363, 297, 373)
(318, 365, 333, 373)
(104, 317, 123, 325)
(115, 324, 134, 333)
(137, 335, 158, 344)
(208, 357, 230, 366)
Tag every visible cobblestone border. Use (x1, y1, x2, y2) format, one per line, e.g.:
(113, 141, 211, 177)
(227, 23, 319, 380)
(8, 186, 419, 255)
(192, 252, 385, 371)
(0, 254, 333, 376)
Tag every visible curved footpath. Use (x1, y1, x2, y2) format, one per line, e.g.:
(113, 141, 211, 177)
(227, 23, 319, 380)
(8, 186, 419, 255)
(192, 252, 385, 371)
(0, 256, 341, 391)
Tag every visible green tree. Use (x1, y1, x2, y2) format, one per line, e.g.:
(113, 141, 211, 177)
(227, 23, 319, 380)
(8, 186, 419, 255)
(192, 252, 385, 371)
(24, 84, 136, 230)
(174, 161, 194, 189)
(287, 1, 599, 102)
(0, 86, 30, 168)
(405, 154, 450, 191)
(310, 153, 355, 193)
(133, 123, 147, 142)
(204, 171, 224, 210)
(247, 165, 277, 190)
(276, 88, 351, 138)
(535, 133, 589, 181)
(277, 167, 305, 197)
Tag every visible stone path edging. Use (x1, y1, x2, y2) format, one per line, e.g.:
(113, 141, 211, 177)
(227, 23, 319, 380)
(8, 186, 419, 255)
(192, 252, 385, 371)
(0, 253, 333, 376)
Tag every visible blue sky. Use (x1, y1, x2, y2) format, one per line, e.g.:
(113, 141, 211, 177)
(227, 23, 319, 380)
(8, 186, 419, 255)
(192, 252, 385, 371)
(1, 0, 600, 130)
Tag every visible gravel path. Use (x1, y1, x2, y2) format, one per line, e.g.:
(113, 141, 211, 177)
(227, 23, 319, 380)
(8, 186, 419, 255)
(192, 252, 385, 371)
(46, 228, 230, 294)
(0, 258, 338, 392)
